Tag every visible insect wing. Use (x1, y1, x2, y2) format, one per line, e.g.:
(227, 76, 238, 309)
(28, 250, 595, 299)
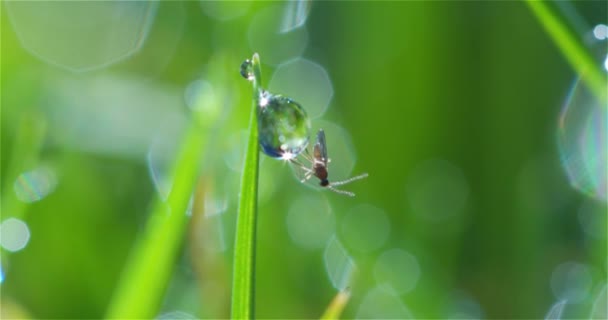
(314, 129, 328, 166)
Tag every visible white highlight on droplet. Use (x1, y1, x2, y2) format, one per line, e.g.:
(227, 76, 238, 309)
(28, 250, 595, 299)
(340, 204, 390, 253)
(269, 58, 333, 119)
(592, 24, 608, 40)
(373, 248, 421, 294)
(13, 166, 58, 203)
(0, 218, 31, 252)
(550, 261, 593, 303)
(356, 286, 413, 319)
(286, 194, 334, 250)
(324, 236, 355, 291)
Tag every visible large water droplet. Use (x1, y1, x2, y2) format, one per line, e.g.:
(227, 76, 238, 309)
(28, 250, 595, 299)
(240, 59, 254, 81)
(258, 91, 311, 159)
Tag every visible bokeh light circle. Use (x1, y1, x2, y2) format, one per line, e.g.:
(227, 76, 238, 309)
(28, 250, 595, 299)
(558, 76, 607, 202)
(286, 194, 334, 250)
(0, 218, 31, 252)
(577, 199, 607, 239)
(323, 236, 355, 291)
(356, 286, 413, 319)
(13, 166, 58, 203)
(406, 159, 469, 222)
(248, 4, 309, 66)
(269, 58, 333, 119)
(550, 261, 593, 303)
(6, 1, 157, 72)
(340, 204, 390, 253)
(373, 248, 421, 294)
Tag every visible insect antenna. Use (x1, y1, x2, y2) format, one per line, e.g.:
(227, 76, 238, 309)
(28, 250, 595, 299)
(329, 172, 369, 187)
(327, 186, 355, 197)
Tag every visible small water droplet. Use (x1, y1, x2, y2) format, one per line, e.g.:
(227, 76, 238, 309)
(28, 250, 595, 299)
(258, 91, 310, 159)
(240, 59, 254, 81)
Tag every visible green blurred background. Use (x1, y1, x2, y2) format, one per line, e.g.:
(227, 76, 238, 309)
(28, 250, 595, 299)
(1, 1, 606, 319)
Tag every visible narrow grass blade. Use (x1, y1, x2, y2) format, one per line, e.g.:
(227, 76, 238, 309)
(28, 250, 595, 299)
(544, 300, 567, 320)
(231, 53, 261, 320)
(320, 289, 351, 320)
(525, 0, 607, 104)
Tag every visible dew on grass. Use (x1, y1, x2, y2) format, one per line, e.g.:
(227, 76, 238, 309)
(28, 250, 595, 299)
(13, 166, 58, 203)
(340, 204, 390, 253)
(6, 1, 157, 72)
(356, 286, 413, 319)
(550, 261, 593, 303)
(373, 248, 421, 294)
(324, 236, 355, 291)
(269, 58, 333, 119)
(558, 77, 607, 202)
(0, 218, 31, 252)
(248, 4, 309, 65)
(286, 194, 334, 250)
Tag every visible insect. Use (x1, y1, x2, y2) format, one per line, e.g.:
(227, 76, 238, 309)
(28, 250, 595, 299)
(293, 129, 368, 197)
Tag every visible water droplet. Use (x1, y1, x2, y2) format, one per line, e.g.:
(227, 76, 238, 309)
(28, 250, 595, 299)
(356, 286, 413, 319)
(558, 56, 607, 202)
(0, 218, 31, 252)
(373, 248, 421, 294)
(340, 204, 390, 253)
(324, 236, 355, 291)
(258, 92, 311, 159)
(550, 261, 593, 303)
(286, 194, 334, 249)
(13, 166, 58, 203)
(240, 59, 254, 81)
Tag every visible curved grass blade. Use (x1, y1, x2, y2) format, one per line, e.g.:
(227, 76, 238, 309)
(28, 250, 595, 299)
(525, 0, 607, 104)
(320, 289, 351, 320)
(231, 53, 261, 320)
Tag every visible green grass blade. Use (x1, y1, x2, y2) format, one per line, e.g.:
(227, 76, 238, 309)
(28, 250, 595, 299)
(525, 0, 607, 105)
(231, 53, 261, 320)
(320, 289, 351, 320)
(106, 123, 207, 319)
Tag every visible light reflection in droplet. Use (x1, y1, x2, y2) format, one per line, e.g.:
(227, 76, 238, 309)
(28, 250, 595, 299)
(269, 58, 333, 119)
(157, 310, 198, 320)
(550, 261, 593, 303)
(280, 0, 312, 33)
(248, 4, 309, 65)
(373, 248, 420, 294)
(6, 1, 157, 72)
(324, 236, 355, 291)
(356, 286, 413, 319)
(406, 159, 469, 222)
(286, 194, 334, 250)
(593, 24, 608, 40)
(200, 0, 251, 21)
(0, 218, 31, 252)
(558, 78, 607, 202)
(13, 166, 58, 203)
(340, 204, 390, 253)
(544, 300, 567, 320)
(577, 199, 607, 239)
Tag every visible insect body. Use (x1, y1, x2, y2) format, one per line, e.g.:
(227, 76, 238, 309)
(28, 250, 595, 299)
(297, 129, 368, 196)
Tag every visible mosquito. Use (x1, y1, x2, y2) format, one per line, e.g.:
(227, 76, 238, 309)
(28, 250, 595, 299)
(292, 129, 368, 197)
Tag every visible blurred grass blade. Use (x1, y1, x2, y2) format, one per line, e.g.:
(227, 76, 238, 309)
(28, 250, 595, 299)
(525, 0, 607, 104)
(590, 285, 607, 319)
(106, 123, 207, 319)
(231, 53, 261, 320)
(544, 300, 567, 320)
(320, 289, 351, 320)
